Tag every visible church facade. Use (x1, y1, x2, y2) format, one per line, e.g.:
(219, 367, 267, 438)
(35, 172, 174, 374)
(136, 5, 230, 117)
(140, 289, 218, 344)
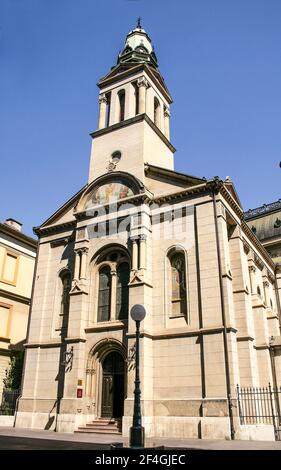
(16, 25, 281, 440)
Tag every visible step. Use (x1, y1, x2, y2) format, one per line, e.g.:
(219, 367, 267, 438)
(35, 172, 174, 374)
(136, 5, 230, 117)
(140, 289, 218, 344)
(89, 421, 118, 426)
(84, 425, 119, 431)
(75, 428, 121, 434)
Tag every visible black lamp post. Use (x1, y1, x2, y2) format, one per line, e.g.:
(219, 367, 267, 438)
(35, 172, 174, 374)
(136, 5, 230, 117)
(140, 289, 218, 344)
(129, 304, 146, 448)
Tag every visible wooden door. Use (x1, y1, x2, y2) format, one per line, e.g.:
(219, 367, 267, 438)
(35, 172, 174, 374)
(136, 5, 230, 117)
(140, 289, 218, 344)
(101, 374, 113, 417)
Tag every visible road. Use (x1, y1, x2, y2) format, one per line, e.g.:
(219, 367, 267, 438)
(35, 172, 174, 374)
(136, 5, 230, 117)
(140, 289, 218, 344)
(0, 435, 110, 450)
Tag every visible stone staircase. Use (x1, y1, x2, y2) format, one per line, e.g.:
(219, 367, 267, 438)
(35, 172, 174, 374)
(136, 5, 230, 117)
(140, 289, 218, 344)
(75, 417, 122, 435)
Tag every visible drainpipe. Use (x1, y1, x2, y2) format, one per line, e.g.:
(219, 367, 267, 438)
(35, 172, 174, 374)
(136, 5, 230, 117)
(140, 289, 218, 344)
(211, 181, 235, 440)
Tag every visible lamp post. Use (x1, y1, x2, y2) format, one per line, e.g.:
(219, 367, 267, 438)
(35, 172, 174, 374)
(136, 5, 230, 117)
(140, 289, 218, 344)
(129, 304, 146, 448)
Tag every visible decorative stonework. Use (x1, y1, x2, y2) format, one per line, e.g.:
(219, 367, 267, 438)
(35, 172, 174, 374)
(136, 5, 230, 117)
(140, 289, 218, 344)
(98, 93, 107, 104)
(137, 76, 149, 88)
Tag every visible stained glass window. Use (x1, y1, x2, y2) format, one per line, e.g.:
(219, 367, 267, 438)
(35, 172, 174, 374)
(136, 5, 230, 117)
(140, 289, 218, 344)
(98, 266, 111, 322)
(59, 272, 71, 331)
(116, 262, 130, 320)
(170, 252, 187, 317)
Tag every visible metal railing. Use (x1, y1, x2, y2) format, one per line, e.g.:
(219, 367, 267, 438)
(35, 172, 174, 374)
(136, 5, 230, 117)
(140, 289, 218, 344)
(237, 383, 281, 440)
(0, 388, 20, 415)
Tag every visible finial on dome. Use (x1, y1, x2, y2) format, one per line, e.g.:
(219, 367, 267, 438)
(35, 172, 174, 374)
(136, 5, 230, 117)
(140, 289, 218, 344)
(137, 17, 142, 29)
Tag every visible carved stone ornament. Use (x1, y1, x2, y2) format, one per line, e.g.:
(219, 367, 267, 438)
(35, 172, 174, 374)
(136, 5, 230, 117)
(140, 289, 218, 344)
(164, 107, 170, 117)
(107, 161, 117, 172)
(70, 280, 82, 294)
(99, 93, 107, 104)
(129, 271, 143, 285)
(137, 76, 149, 88)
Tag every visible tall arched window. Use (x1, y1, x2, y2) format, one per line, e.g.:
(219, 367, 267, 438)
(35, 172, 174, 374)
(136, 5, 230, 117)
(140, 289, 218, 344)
(59, 271, 71, 331)
(118, 90, 125, 122)
(154, 97, 161, 127)
(116, 262, 130, 320)
(169, 251, 187, 317)
(97, 266, 111, 322)
(96, 252, 130, 322)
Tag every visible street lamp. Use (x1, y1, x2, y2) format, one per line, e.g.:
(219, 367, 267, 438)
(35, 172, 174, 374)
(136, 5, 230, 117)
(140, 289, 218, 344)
(129, 304, 146, 448)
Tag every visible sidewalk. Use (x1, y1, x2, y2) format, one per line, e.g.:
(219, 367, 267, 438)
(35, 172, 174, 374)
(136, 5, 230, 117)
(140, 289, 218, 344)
(0, 427, 281, 450)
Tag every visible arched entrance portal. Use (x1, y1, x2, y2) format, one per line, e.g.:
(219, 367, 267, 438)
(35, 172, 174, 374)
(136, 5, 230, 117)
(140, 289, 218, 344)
(101, 351, 125, 418)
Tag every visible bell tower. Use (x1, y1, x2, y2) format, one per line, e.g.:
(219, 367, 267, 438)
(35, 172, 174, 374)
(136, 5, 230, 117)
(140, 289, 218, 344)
(88, 21, 175, 184)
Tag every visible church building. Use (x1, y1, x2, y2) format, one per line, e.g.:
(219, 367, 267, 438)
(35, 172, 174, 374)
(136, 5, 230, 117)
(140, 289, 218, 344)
(16, 23, 281, 440)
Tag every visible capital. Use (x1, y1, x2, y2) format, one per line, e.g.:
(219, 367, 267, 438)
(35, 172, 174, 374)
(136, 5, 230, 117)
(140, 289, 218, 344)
(249, 265, 256, 273)
(99, 93, 107, 104)
(137, 77, 149, 88)
(164, 108, 170, 117)
(139, 234, 147, 241)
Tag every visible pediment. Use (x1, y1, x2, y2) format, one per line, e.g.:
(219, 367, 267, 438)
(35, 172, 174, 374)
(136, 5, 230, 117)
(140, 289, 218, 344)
(224, 179, 243, 210)
(37, 185, 86, 231)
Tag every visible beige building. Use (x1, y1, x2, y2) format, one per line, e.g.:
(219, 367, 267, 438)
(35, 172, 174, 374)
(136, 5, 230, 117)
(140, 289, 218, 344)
(245, 200, 281, 302)
(0, 219, 37, 396)
(17, 24, 281, 440)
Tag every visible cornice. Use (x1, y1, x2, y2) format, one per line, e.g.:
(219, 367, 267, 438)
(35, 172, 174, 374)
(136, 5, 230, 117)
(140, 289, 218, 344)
(0, 223, 37, 249)
(90, 113, 176, 153)
(98, 63, 172, 103)
(0, 289, 31, 305)
(127, 325, 237, 340)
(35, 220, 76, 237)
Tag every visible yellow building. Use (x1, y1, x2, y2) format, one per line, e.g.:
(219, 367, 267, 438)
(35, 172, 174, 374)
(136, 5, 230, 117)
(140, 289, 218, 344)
(0, 219, 37, 399)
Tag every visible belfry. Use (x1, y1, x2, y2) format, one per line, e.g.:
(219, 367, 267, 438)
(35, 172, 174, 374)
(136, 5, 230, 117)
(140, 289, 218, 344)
(17, 23, 281, 441)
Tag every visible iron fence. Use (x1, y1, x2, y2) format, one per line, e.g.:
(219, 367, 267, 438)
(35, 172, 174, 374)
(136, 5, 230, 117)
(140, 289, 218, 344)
(0, 388, 20, 415)
(237, 383, 281, 440)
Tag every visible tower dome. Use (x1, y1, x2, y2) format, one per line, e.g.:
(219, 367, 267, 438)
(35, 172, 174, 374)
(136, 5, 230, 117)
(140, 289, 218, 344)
(117, 19, 158, 69)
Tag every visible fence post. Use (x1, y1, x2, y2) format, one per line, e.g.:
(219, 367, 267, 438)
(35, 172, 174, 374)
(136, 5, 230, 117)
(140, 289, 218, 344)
(236, 384, 244, 425)
(268, 383, 277, 441)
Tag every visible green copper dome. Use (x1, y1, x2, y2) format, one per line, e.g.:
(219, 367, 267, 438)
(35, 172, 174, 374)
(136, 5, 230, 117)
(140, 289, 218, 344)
(117, 20, 158, 69)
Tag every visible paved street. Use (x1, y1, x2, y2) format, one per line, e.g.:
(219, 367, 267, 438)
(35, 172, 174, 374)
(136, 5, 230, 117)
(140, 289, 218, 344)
(0, 427, 281, 450)
(0, 435, 110, 450)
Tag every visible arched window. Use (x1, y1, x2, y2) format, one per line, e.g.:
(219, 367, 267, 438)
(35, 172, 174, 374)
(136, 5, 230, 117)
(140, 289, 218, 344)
(154, 97, 161, 127)
(59, 271, 71, 331)
(116, 262, 130, 320)
(118, 90, 125, 122)
(169, 251, 187, 317)
(96, 251, 130, 322)
(97, 266, 111, 322)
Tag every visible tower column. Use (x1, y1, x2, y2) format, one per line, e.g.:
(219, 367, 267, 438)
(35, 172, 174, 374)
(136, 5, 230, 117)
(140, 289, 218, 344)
(137, 77, 149, 114)
(164, 107, 170, 140)
(98, 93, 107, 129)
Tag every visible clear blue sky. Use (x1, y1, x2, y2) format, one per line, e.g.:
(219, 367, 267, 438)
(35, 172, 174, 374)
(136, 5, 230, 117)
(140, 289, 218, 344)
(1, 0, 281, 236)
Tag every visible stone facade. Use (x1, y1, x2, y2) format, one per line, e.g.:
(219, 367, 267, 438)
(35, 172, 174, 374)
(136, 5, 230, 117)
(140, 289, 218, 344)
(16, 24, 281, 440)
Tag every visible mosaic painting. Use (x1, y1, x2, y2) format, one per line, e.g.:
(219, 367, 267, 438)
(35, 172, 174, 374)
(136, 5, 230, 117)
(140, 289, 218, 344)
(85, 180, 134, 208)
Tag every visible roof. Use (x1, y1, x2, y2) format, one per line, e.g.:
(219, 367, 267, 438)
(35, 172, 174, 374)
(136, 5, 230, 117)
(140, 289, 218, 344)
(244, 199, 281, 242)
(0, 222, 37, 249)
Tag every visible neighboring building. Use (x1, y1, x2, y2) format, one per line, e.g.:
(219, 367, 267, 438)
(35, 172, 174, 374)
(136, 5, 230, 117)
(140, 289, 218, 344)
(244, 199, 281, 338)
(17, 24, 281, 440)
(0, 219, 37, 395)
